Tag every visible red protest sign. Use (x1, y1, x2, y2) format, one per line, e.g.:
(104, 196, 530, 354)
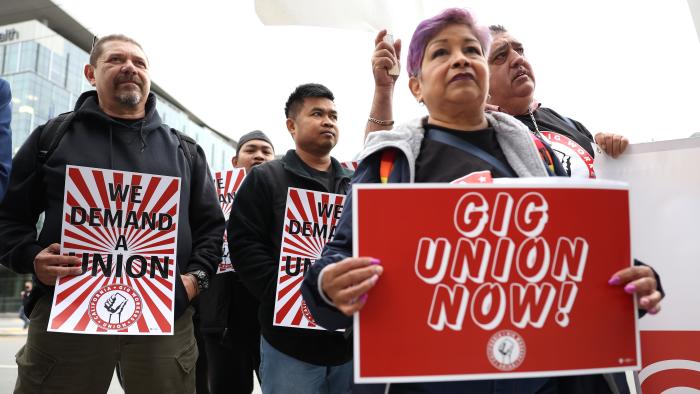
(274, 187, 345, 330)
(639, 331, 700, 392)
(49, 166, 181, 335)
(353, 180, 639, 382)
(215, 168, 246, 274)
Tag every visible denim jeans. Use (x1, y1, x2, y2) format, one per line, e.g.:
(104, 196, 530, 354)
(260, 336, 352, 394)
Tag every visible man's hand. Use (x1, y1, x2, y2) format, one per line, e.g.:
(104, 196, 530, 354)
(372, 29, 402, 90)
(594, 133, 629, 158)
(609, 265, 662, 314)
(33, 243, 82, 286)
(321, 257, 383, 316)
(181, 274, 198, 301)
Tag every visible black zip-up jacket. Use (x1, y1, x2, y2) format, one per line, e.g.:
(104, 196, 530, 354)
(0, 91, 224, 320)
(228, 149, 354, 366)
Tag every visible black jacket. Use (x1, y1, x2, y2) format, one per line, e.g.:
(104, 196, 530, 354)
(228, 149, 353, 365)
(0, 91, 224, 320)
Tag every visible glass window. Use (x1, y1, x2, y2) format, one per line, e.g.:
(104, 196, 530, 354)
(18, 42, 37, 72)
(50, 52, 67, 86)
(3, 43, 19, 74)
(36, 45, 50, 78)
(0, 46, 5, 74)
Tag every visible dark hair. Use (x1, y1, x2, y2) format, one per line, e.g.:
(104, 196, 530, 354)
(89, 34, 145, 66)
(489, 25, 508, 35)
(284, 83, 335, 119)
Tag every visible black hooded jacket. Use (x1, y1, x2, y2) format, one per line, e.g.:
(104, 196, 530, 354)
(0, 91, 224, 320)
(228, 150, 354, 366)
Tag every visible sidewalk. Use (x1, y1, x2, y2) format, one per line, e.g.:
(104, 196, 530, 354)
(0, 315, 27, 337)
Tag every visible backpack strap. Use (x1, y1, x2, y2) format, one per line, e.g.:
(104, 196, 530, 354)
(37, 111, 76, 165)
(425, 128, 518, 177)
(164, 124, 197, 172)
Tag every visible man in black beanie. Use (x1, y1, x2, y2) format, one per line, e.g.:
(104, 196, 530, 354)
(200, 130, 275, 393)
(233, 130, 276, 169)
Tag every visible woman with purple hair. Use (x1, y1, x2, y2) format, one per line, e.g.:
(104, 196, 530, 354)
(301, 8, 570, 394)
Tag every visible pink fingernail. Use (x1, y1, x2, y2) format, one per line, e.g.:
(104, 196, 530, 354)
(649, 307, 659, 315)
(608, 276, 621, 285)
(359, 294, 368, 303)
(624, 284, 636, 293)
(370, 274, 379, 285)
(370, 258, 381, 265)
(640, 298, 649, 306)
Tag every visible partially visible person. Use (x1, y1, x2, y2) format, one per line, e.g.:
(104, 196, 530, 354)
(19, 281, 31, 329)
(0, 77, 11, 202)
(486, 24, 629, 178)
(200, 130, 275, 394)
(228, 83, 354, 394)
(303, 8, 662, 394)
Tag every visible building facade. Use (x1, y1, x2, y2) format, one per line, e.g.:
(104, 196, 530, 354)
(0, 20, 237, 313)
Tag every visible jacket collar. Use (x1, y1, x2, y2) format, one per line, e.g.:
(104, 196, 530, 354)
(280, 149, 353, 181)
(358, 112, 548, 181)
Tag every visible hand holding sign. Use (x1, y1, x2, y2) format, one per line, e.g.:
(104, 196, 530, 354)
(34, 243, 81, 286)
(594, 132, 629, 158)
(609, 265, 662, 314)
(322, 257, 383, 316)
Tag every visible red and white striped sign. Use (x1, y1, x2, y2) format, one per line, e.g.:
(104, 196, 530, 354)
(48, 166, 181, 335)
(273, 187, 345, 330)
(341, 161, 359, 171)
(215, 168, 246, 274)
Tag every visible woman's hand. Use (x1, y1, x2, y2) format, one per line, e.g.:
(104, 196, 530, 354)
(372, 29, 402, 90)
(609, 265, 662, 314)
(595, 132, 629, 158)
(321, 257, 383, 316)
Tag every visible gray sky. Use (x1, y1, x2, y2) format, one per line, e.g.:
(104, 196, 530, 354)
(55, 0, 700, 162)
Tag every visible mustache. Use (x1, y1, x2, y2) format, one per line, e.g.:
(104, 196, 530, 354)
(114, 73, 143, 87)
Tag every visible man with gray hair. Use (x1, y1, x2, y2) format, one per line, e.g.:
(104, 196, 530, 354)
(0, 34, 224, 393)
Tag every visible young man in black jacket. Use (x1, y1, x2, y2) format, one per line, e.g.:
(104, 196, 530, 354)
(227, 83, 354, 394)
(200, 130, 275, 394)
(0, 35, 224, 393)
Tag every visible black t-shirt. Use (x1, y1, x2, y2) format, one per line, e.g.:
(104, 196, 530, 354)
(515, 107, 596, 178)
(302, 162, 336, 192)
(415, 123, 516, 182)
(110, 116, 144, 127)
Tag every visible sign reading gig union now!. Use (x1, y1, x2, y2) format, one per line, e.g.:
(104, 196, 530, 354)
(353, 180, 639, 383)
(274, 187, 345, 330)
(215, 168, 246, 274)
(48, 166, 181, 335)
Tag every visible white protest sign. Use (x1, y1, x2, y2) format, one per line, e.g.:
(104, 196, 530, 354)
(49, 166, 180, 335)
(273, 187, 345, 330)
(595, 138, 700, 392)
(214, 168, 246, 274)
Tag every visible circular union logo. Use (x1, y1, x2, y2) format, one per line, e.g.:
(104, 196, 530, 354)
(487, 330, 526, 371)
(300, 300, 317, 325)
(88, 284, 143, 330)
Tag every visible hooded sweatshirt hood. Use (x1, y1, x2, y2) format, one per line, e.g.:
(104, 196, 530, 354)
(73, 91, 164, 166)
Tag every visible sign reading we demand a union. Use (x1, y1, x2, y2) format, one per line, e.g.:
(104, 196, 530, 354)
(353, 180, 639, 383)
(48, 166, 180, 335)
(215, 168, 246, 274)
(274, 187, 345, 330)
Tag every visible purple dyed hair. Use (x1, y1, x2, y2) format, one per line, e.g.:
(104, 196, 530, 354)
(407, 8, 491, 77)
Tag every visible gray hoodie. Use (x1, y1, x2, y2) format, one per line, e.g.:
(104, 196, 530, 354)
(358, 111, 549, 181)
